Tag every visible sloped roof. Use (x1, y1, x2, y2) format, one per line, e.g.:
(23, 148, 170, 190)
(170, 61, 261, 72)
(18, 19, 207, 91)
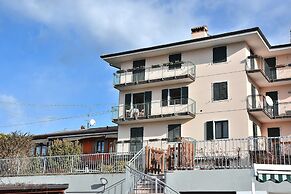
(33, 126, 118, 140)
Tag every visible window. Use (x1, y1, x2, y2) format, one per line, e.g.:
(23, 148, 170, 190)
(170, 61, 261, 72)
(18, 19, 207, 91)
(267, 127, 280, 137)
(130, 127, 143, 152)
(168, 124, 181, 142)
(213, 82, 228, 101)
(95, 140, 105, 153)
(34, 144, 47, 156)
(215, 121, 229, 139)
(35, 146, 41, 156)
(213, 46, 227, 63)
(41, 145, 47, 156)
(169, 88, 181, 105)
(169, 53, 182, 69)
(133, 59, 145, 82)
(162, 87, 188, 106)
(205, 120, 229, 140)
(125, 91, 152, 118)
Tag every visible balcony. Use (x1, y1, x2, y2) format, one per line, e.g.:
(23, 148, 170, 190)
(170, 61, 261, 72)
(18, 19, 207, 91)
(112, 98, 196, 124)
(116, 136, 291, 171)
(113, 61, 195, 90)
(245, 57, 291, 87)
(1, 136, 291, 177)
(247, 95, 291, 123)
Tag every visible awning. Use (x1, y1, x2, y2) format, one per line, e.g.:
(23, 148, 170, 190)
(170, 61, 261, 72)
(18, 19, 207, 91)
(257, 173, 291, 183)
(254, 163, 291, 183)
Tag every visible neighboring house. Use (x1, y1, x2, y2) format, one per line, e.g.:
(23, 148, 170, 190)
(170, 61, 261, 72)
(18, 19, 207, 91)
(101, 26, 291, 150)
(32, 126, 118, 156)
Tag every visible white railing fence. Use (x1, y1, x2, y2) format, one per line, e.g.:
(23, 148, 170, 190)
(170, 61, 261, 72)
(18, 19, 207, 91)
(0, 152, 134, 176)
(194, 136, 291, 170)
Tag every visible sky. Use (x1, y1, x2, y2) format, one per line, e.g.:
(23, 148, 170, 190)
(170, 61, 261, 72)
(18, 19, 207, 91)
(0, 0, 290, 135)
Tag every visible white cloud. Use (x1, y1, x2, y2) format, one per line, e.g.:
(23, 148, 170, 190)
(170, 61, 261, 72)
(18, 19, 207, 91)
(0, 94, 25, 124)
(1, 0, 290, 49)
(0, 0, 204, 48)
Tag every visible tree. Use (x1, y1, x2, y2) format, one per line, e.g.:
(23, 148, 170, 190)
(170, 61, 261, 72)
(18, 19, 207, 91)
(0, 131, 32, 159)
(47, 139, 82, 156)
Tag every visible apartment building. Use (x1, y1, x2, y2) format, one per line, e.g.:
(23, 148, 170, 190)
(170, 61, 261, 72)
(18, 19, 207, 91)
(101, 26, 291, 150)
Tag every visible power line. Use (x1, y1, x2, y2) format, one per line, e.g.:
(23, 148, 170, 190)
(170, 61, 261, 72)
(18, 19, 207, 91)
(0, 110, 112, 128)
(0, 101, 115, 108)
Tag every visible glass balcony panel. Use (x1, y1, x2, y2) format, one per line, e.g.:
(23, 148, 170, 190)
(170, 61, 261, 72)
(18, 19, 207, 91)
(112, 98, 195, 121)
(113, 61, 195, 86)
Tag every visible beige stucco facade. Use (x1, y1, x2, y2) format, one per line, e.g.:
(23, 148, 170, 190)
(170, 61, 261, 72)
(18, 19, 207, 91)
(102, 27, 291, 146)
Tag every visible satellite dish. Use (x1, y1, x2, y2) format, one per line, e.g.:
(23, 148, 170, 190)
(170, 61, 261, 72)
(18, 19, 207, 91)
(266, 96, 273, 106)
(89, 119, 96, 126)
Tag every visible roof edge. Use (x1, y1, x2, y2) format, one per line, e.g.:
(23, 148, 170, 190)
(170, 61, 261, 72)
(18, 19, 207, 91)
(101, 27, 291, 62)
(100, 27, 260, 59)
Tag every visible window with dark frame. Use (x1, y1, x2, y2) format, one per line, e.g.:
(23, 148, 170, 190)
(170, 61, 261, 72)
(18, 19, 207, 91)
(206, 120, 229, 140)
(215, 120, 229, 139)
(168, 124, 181, 142)
(213, 82, 228, 101)
(162, 87, 188, 106)
(169, 53, 182, 70)
(169, 88, 181, 105)
(95, 140, 105, 153)
(213, 46, 227, 63)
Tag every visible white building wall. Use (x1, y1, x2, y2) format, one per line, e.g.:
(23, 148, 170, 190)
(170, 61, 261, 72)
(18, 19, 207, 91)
(116, 42, 254, 142)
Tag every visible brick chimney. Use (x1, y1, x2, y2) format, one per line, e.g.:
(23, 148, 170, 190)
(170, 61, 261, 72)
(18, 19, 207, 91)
(191, 25, 208, 39)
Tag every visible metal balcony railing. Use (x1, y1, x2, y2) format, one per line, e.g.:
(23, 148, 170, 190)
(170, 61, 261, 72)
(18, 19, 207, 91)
(117, 136, 291, 170)
(112, 98, 196, 121)
(194, 136, 291, 169)
(0, 152, 135, 177)
(247, 95, 291, 118)
(1, 136, 291, 177)
(113, 61, 195, 86)
(246, 57, 291, 81)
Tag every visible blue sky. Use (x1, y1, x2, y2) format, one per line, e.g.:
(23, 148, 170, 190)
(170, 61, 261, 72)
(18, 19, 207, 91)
(0, 0, 290, 135)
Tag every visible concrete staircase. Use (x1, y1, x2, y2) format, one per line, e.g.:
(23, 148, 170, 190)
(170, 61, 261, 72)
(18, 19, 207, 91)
(132, 174, 165, 193)
(126, 148, 179, 194)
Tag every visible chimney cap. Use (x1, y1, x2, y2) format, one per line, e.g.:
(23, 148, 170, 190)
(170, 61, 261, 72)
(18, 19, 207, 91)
(191, 25, 208, 33)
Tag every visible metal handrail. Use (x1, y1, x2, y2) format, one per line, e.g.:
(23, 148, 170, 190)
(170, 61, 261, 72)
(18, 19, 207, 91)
(112, 98, 196, 121)
(103, 178, 125, 193)
(247, 94, 291, 118)
(245, 57, 291, 81)
(125, 147, 179, 194)
(113, 61, 195, 85)
(126, 165, 179, 194)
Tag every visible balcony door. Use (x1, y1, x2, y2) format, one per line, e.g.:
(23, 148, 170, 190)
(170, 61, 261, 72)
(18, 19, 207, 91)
(264, 57, 277, 80)
(267, 127, 280, 155)
(125, 91, 152, 118)
(266, 91, 278, 116)
(133, 59, 145, 82)
(251, 85, 257, 108)
(130, 127, 143, 152)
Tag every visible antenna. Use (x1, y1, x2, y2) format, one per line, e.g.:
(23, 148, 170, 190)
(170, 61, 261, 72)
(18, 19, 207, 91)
(86, 119, 96, 128)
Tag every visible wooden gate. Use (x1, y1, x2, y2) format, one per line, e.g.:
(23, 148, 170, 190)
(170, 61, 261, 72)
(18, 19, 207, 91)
(145, 139, 195, 174)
